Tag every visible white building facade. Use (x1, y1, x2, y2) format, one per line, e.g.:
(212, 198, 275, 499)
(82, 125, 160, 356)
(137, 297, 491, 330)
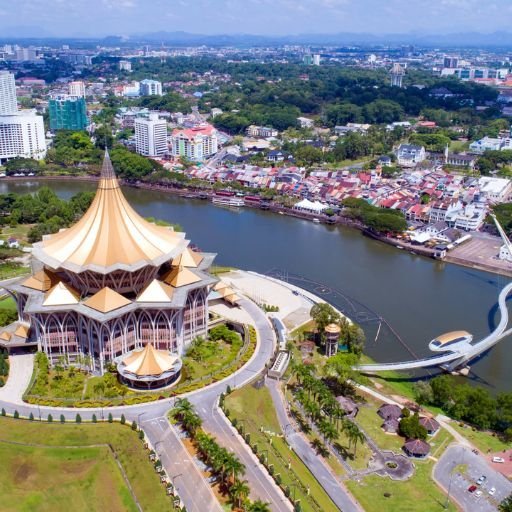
(135, 114, 168, 157)
(68, 81, 86, 98)
(0, 71, 18, 115)
(0, 112, 47, 163)
(140, 79, 163, 96)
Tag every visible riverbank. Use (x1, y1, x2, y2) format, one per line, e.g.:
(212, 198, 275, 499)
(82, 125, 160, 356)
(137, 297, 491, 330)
(4, 175, 512, 280)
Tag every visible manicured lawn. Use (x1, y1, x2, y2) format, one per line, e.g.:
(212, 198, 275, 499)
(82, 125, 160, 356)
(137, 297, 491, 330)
(451, 423, 510, 453)
(0, 418, 171, 511)
(346, 459, 457, 512)
(225, 383, 338, 512)
(355, 398, 405, 452)
(450, 140, 469, 152)
(0, 224, 33, 243)
(0, 444, 137, 512)
(183, 338, 242, 381)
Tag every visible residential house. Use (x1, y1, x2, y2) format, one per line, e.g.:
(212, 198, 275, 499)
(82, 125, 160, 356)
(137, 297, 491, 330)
(396, 144, 426, 167)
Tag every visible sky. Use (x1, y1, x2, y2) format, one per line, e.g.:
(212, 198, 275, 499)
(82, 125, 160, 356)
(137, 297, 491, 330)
(0, 0, 509, 37)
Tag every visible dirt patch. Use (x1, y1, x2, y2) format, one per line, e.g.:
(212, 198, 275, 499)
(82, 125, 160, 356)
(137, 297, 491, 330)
(13, 462, 35, 484)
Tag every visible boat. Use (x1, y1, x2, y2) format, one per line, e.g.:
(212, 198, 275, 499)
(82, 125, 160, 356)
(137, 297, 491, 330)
(312, 218, 320, 224)
(212, 196, 245, 207)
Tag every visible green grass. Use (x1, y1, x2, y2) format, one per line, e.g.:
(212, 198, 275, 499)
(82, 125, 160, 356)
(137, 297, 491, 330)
(451, 423, 511, 453)
(346, 459, 457, 512)
(0, 295, 17, 311)
(225, 384, 338, 512)
(183, 338, 242, 381)
(0, 224, 33, 243)
(0, 262, 29, 280)
(0, 418, 171, 511)
(355, 398, 405, 452)
(449, 140, 469, 152)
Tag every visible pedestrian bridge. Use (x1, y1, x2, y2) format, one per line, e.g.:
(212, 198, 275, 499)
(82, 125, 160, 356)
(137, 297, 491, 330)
(356, 281, 512, 373)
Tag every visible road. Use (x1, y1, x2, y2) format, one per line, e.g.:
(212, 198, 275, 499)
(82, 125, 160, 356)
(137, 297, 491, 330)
(0, 297, 289, 512)
(142, 414, 223, 512)
(267, 379, 363, 512)
(434, 444, 512, 512)
(190, 298, 292, 511)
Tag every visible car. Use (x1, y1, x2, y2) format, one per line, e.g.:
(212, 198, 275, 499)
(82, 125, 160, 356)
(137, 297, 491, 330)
(292, 290, 299, 296)
(476, 475, 487, 486)
(475, 490, 483, 498)
(489, 487, 496, 496)
(468, 485, 477, 493)
(493, 457, 505, 463)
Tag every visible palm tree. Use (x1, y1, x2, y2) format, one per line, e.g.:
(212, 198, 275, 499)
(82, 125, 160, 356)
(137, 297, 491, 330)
(318, 419, 338, 446)
(182, 410, 202, 437)
(248, 500, 271, 512)
(223, 452, 245, 485)
(173, 397, 194, 420)
(230, 479, 250, 509)
(303, 400, 321, 424)
(351, 426, 365, 457)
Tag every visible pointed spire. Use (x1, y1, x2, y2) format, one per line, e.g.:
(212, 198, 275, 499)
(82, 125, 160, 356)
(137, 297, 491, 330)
(99, 148, 117, 185)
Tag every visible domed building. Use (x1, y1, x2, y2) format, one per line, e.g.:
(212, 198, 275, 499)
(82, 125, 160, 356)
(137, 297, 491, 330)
(4, 151, 216, 374)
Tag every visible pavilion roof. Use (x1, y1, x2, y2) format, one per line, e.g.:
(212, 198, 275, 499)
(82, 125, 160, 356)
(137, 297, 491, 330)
(43, 282, 80, 307)
(122, 343, 178, 377)
(84, 287, 131, 313)
(136, 279, 174, 303)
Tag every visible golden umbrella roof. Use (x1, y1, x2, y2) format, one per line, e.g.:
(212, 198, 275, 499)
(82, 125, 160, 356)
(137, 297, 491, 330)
(32, 150, 183, 274)
(123, 343, 178, 377)
(84, 287, 131, 313)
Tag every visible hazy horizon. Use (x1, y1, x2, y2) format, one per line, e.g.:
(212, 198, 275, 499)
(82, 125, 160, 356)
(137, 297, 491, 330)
(0, 0, 510, 38)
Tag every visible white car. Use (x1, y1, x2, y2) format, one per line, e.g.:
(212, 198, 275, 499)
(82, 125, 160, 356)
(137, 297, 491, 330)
(489, 487, 496, 496)
(493, 457, 505, 463)
(475, 490, 483, 498)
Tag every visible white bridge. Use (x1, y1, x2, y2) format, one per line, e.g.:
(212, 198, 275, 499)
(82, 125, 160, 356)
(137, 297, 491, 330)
(356, 214, 512, 373)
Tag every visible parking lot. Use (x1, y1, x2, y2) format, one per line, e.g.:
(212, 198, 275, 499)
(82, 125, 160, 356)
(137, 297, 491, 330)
(446, 232, 512, 275)
(434, 445, 512, 512)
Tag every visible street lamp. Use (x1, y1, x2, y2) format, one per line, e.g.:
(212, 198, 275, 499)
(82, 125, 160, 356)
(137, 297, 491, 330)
(137, 412, 147, 429)
(37, 405, 41, 422)
(172, 473, 183, 486)
(445, 448, 465, 509)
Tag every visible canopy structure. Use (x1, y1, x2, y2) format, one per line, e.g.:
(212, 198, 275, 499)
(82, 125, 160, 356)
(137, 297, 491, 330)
(117, 343, 182, 390)
(32, 150, 184, 274)
(293, 198, 328, 214)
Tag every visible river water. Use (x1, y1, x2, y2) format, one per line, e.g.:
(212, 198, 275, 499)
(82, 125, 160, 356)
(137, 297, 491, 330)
(3, 179, 511, 392)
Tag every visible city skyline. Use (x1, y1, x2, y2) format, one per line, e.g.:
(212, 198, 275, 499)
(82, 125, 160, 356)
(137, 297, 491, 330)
(0, 0, 510, 38)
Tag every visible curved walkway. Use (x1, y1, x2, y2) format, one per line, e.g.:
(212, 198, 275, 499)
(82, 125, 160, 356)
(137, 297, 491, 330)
(356, 280, 512, 372)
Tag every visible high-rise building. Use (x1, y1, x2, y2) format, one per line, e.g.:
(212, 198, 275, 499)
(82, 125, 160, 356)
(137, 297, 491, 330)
(313, 54, 321, 66)
(389, 63, 405, 88)
(68, 81, 86, 98)
(135, 113, 168, 156)
(171, 125, 218, 161)
(443, 56, 459, 69)
(0, 71, 18, 115)
(119, 60, 132, 72)
(0, 111, 46, 163)
(49, 95, 88, 131)
(140, 79, 163, 96)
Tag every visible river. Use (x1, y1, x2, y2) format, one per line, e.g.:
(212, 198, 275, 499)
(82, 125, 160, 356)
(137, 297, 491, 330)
(3, 179, 510, 392)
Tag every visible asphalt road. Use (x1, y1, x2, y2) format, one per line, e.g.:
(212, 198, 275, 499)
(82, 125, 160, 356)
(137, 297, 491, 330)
(434, 444, 512, 512)
(267, 379, 363, 512)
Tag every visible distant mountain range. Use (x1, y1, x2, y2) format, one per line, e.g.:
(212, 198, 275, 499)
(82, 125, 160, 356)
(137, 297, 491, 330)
(1, 28, 512, 48)
(131, 30, 512, 48)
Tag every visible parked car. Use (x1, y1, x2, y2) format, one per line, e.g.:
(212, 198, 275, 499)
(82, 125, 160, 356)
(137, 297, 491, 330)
(489, 487, 496, 496)
(492, 457, 505, 463)
(475, 490, 483, 498)
(476, 475, 487, 486)
(468, 485, 477, 493)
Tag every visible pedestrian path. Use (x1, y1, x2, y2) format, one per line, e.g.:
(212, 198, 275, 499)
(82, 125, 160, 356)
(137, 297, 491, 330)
(0, 354, 34, 405)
